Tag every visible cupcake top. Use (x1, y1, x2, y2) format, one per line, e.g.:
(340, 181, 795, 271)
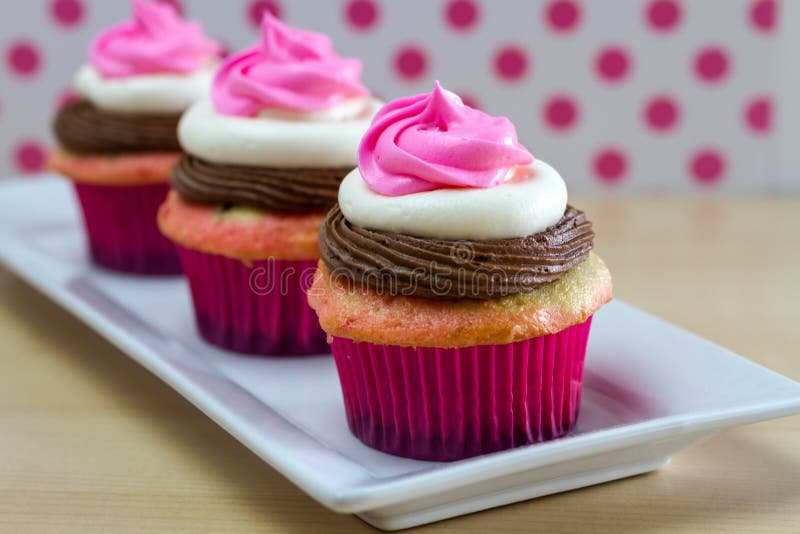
(319, 82, 595, 300)
(358, 81, 534, 196)
(211, 13, 368, 116)
(75, 0, 219, 113)
(170, 14, 381, 214)
(53, 0, 220, 154)
(176, 13, 380, 170)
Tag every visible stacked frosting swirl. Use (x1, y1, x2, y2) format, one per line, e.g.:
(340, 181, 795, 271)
(53, 0, 220, 153)
(319, 82, 595, 300)
(358, 82, 534, 195)
(89, 0, 219, 78)
(171, 13, 379, 213)
(211, 13, 368, 115)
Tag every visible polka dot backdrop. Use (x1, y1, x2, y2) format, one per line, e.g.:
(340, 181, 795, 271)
(0, 0, 788, 190)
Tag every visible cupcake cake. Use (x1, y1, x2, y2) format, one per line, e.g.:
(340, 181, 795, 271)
(50, 0, 219, 274)
(308, 83, 613, 461)
(158, 14, 381, 356)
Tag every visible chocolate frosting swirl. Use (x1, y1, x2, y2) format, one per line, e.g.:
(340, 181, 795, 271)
(170, 154, 349, 212)
(319, 204, 594, 300)
(53, 99, 181, 154)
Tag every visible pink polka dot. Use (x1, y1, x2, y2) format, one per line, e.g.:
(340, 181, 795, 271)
(6, 41, 41, 77)
(546, 0, 581, 32)
(744, 96, 772, 133)
(694, 47, 730, 83)
(346, 0, 379, 30)
(50, 0, 84, 27)
(394, 46, 428, 80)
(248, 0, 281, 27)
(13, 140, 46, 174)
(646, 0, 681, 31)
(595, 46, 630, 82)
(446, 0, 479, 30)
(593, 148, 628, 183)
(494, 46, 528, 81)
(749, 0, 776, 32)
(644, 96, 679, 131)
(218, 40, 232, 58)
(156, 0, 183, 16)
(544, 95, 579, 130)
(457, 92, 481, 110)
(690, 149, 725, 185)
(58, 89, 78, 108)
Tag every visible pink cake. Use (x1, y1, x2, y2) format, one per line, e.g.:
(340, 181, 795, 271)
(158, 14, 380, 356)
(49, 0, 219, 274)
(308, 82, 613, 461)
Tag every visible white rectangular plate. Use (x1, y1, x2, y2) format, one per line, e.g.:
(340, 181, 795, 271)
(1, 176, 799, 531)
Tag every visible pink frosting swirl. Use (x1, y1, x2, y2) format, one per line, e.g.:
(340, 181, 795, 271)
(212, 13, 369, 116)
(358, 82, 534, 196)
(89, 0, 219, 78)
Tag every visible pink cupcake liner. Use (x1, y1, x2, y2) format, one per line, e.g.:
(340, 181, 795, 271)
(176, 245, 328, 356)
(73, 182, 181, 275)
(330, 317, 593, 461)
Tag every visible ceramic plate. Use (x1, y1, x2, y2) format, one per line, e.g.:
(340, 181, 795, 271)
(1, 177, 799, 530)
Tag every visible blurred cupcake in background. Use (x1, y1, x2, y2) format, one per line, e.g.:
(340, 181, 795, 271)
(309, 82, 613, 461)
(51, 0, 219, 274)
(158, 13, 381, 356)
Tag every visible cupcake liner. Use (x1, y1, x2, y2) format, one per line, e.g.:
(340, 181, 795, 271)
(73, 182, 181, 275)
(176, 245, 328, 356)
(330, 317, 592, 461)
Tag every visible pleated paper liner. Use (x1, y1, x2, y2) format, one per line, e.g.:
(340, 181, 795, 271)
(331, 317, 593, 461)
(73, 182, 181, 274)
(177, 245, 328, 356)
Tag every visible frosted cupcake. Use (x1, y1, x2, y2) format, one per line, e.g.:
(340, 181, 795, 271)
(51, 0, 219, 274)
(308, 83, 613, 461)
(158, 14, 381, 356)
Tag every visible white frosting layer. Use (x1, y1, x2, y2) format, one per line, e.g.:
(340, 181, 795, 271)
(338, 160, 568, 240)
(178, 98, 382, 167)
(74, 64, 214, 113)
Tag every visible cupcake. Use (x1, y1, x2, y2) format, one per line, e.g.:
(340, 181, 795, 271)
(308, 83, 613, 461)
(50, 0, 219, 274)
(158, 14, 381, 356)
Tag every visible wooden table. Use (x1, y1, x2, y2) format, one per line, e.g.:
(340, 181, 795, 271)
(1, 197, 798, 532)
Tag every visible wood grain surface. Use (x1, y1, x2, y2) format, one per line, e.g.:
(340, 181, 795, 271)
(1, 196, 798, 533)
